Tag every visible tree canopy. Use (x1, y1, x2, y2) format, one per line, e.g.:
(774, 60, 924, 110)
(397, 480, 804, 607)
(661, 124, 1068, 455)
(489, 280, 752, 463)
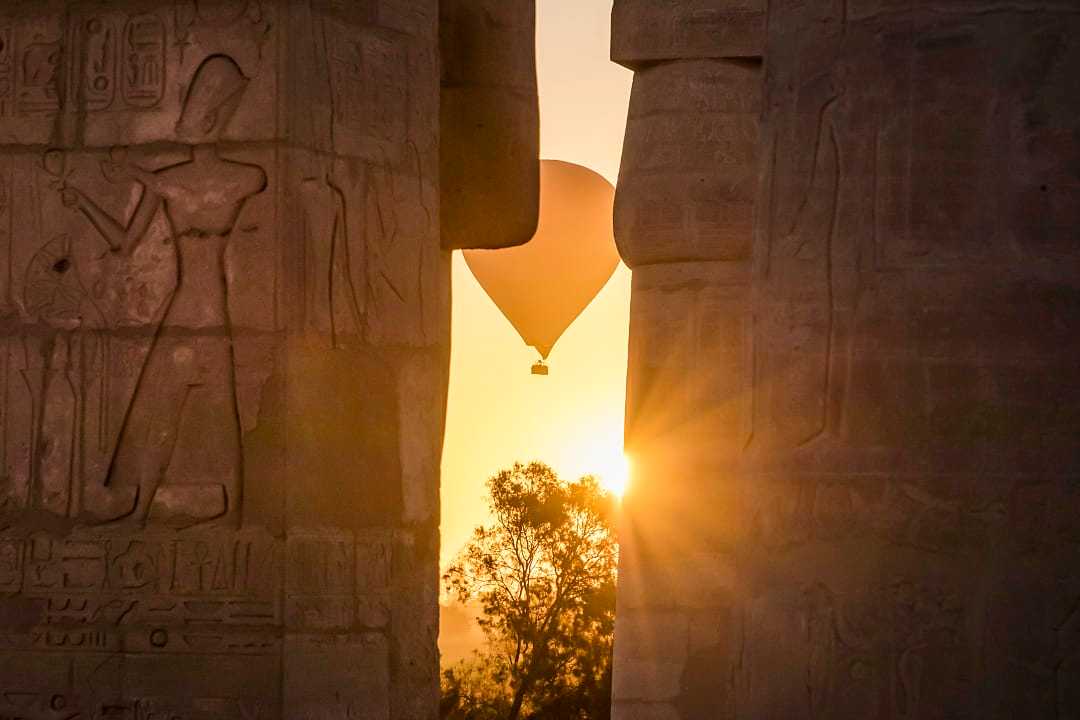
(441, 462, 618, 720)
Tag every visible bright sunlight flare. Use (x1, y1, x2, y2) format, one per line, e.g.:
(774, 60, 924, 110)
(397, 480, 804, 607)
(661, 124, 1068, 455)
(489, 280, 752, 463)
(597, 452, 631, 499)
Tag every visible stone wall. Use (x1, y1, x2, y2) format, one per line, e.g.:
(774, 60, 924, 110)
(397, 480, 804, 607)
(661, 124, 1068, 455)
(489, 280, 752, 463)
(0, 1, 535, 718)
(612, 1, 1080, 718)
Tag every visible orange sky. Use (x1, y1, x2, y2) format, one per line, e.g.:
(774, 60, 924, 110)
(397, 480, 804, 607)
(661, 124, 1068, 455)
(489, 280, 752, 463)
(439, 2, 633, 568)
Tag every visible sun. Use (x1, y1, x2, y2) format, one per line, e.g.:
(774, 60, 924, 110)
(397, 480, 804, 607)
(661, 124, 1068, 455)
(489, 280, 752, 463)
(597, 453, 631, 499)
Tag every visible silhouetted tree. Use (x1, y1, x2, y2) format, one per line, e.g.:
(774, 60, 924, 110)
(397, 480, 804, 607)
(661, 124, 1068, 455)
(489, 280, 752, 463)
(441, 462, 618, 720)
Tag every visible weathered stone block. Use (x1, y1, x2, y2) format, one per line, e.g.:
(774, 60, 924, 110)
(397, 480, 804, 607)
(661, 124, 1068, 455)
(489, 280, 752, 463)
(284, 633, 390, 720)
(612, 0, 765, 68)
(613, 659, 684, 702)
(609, 704, 682, 720)
(625, 262, 752, 465)
(440, 0, 538, 250)
(614, 608, 689, 661)
(616, 60, 760, 267)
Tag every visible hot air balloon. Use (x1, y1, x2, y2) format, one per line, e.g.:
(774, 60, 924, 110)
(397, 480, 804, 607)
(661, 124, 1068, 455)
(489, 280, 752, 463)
(464, 160, 619, 374)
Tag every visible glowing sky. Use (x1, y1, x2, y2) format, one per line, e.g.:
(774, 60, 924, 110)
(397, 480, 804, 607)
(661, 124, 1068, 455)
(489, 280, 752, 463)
(439, 2, 633, 568)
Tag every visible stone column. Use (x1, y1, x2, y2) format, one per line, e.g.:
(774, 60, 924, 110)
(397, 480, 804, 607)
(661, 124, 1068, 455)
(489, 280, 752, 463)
(0, 2, 536, 718)
(611, 2, 764, 718)
(613, 1, 1080, 718)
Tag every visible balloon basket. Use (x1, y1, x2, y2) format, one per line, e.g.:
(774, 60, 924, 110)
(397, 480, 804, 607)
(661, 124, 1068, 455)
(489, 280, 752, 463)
(531, 361, 549, 376)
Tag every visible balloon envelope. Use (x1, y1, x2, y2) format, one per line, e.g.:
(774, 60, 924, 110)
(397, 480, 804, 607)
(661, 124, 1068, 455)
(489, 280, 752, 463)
(464, 160, 619, 359)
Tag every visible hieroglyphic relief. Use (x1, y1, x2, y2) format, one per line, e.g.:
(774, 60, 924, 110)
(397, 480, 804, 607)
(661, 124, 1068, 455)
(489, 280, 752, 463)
(325, 18, 409, 161)
(285, 531, 355, 630)
(121, 14, 166, 109)
(16, 35, 63, 117)
(13, 532, 279, 607)
(75, 10, 168, 114)
(0, 9, 168, 127)
(10, 12, 65, 120)
(755, 5, 1080, 454)
(0, 531, 404, 720)
(0, 656, 277, 719)
(175, 1, 271, 69)
(0, 531, 283, 711)
(801, 580, 966, 717)
(79, 16, 117, 112)
(0, 8, 140, 143)
(745, 473, 1009, 555)
(0, 532, 282, 717)
(0, 682, 264, 720)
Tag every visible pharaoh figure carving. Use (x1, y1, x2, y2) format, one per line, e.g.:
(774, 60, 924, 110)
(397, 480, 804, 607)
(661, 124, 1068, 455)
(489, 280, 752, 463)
(52, 54, 265, 528)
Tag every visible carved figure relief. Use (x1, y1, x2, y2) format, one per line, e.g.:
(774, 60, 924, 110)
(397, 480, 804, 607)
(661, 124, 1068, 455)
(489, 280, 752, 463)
(300, 166, 364, 347)
(802, 581, 965, 718)
(48, 54, 266, 528)
(753, 0, 846, 452)
(754, 5, 1080, 457)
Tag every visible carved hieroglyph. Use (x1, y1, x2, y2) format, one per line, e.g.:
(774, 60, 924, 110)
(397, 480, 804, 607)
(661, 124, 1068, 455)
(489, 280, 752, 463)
(612, 1, 1080, 718)
(0, 1, 537, 718)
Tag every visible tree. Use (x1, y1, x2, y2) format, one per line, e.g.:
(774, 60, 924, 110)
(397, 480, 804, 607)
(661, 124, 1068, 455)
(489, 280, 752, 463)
(442, 462, 618, 720)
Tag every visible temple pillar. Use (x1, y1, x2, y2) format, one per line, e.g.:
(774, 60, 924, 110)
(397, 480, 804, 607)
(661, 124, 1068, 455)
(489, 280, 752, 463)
(612, 1, 1080, 718)
(0, 1, 536, 718)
